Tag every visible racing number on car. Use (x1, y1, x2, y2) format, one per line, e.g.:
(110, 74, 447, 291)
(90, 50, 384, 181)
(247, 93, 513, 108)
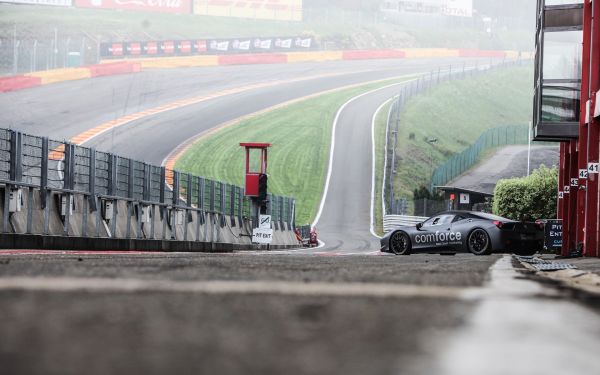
(580, 169, 589, 179)
(588, 162, 599, 174)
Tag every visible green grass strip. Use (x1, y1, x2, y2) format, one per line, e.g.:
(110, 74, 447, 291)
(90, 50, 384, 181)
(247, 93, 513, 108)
(176, 77, 412, 225)
(393, 66, 533, 200)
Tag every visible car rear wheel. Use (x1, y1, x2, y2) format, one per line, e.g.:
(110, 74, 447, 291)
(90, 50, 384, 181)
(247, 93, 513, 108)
(390, 231, 411, 255)
(467, 229, 491, 255)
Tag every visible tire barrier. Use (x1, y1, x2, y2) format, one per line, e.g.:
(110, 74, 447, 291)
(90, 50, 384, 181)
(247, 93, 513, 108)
(0, 75, 42, 93)
(342, 50, 406, 60)
(88, 61, 142, 78)
(25, 67, 91, 85)
(1, 48, 531, 94)
(218, 53, 289, 65)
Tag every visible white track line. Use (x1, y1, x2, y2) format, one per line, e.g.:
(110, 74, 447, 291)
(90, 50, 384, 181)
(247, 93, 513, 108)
(0, 277, 475, 299)
(370, 98, 394, 239)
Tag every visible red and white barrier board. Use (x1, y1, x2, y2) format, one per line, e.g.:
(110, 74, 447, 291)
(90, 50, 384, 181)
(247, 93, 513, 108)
(0, 0, 72, 6)
(74, 0, 192, 14)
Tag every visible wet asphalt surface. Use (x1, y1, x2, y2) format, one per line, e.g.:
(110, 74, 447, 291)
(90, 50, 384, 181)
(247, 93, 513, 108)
(0, 252, 499, 375)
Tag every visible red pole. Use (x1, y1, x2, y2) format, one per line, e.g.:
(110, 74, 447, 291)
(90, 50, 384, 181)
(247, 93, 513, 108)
(559, 142, 570, 256)
(577, 0, 593, 253)
(586, 0, 600, 257)
(568, 140, 579, 254)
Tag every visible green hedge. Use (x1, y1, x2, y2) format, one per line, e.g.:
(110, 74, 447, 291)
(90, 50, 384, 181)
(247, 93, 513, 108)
(493, 166, 558, 221)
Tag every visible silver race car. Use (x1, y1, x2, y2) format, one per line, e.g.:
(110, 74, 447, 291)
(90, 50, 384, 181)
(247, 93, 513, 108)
(381, 211, 544, 255)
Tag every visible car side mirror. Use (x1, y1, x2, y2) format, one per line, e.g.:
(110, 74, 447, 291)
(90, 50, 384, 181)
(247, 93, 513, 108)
(416, 222, 423, 230)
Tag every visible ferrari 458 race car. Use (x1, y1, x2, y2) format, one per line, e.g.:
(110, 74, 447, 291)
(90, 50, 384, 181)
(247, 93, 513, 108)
(381, 211, 544, 255)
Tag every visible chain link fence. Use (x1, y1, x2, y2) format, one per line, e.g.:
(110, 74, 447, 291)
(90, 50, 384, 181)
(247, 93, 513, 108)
(431, 125, 530, 188)
(382, 58, 529, 217)
(0, 26, 101, 76)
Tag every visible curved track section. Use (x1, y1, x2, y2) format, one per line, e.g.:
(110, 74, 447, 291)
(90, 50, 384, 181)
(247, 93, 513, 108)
(312, 85, 405, 253)
(0, 58, 485, 165)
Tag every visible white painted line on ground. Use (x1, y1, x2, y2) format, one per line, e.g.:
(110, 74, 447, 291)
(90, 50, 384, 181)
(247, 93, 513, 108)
(370, 97, 394, 239)
(433, 255, 600, 375)
(0, 277, 477, 299)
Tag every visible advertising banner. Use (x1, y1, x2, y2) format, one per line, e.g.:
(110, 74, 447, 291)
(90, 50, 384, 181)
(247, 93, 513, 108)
(74, 0, 192, 14)
(100, 36, 314, 58)
(0, 0, 72, 6)
(442, 0, 473, 18)
(194, 0, 303, 21)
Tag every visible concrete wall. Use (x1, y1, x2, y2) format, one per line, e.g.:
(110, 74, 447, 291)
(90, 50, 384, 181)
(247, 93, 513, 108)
(0, 186, 299, 251)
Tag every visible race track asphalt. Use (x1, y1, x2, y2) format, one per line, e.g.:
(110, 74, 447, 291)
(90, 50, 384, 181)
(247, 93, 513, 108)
(0, 58, 487, 165)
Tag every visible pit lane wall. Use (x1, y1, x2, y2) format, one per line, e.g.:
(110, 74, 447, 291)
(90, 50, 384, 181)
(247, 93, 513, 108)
(0, 128, 298, 251)
(0, 48, 532, 93)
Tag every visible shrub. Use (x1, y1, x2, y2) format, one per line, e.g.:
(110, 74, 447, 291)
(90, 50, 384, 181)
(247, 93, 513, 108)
(493, 165, 558, 221)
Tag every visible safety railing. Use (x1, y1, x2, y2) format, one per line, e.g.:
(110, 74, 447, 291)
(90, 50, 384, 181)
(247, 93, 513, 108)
(0, 127, 295, 236)
(430, 125, 530, 188)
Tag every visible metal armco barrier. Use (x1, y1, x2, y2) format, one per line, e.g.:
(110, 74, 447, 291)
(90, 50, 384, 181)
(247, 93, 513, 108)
(383, 215, 428, 234)
(0, 128, 297, 250)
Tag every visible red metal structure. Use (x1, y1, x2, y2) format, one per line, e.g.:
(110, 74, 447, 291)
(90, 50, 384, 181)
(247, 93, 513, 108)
(535, 0, 599, 257)
(240, 143, 271, 197)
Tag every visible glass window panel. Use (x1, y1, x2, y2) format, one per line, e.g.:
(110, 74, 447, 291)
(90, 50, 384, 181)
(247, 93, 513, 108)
(545, 0, 583, 5)
(542, 30, 582, 80)
(541, 83, 580, 122)
(544, 7, 583, 29)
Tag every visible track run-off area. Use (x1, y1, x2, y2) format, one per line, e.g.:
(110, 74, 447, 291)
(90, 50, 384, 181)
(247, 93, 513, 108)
(1, 57, 491, 251)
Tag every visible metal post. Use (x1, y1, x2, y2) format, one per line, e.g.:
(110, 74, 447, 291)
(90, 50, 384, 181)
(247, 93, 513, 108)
(585, 0, 600, 257)
(41, 137, 49, 235)
(12, 24, 17, 75)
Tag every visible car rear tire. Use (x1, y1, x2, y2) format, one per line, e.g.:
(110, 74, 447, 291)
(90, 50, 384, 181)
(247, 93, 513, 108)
(390, 231, 411, 255)
(467, 229, 492, 255)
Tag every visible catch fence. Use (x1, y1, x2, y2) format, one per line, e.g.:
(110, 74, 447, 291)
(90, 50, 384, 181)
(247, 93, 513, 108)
(430, 125, 530, 189)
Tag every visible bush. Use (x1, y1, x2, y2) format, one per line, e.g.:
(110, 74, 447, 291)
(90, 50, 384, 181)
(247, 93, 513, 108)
(493, 166, 558, 221)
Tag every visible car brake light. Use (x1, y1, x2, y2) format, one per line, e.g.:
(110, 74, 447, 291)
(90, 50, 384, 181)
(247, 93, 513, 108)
(493, 220, 503, 228)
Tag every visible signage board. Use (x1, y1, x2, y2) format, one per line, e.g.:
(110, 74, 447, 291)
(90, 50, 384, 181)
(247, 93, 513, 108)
(442, 0, 472, 17)
(194, 0, 303, 21)
(544, 219, 562, 252)
(74, 0, 192, 14)
(459, 193, 470, 204)
(259, 215, 272, 229)
(1, 0, 72, 5)
(252, 228, 273, 244)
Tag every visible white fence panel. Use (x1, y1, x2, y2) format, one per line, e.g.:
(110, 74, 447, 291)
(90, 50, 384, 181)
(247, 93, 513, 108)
(383, 215, 428, 233)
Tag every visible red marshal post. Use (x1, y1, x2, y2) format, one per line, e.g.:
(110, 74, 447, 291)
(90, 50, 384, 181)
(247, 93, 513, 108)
(240, 143, 272, 222)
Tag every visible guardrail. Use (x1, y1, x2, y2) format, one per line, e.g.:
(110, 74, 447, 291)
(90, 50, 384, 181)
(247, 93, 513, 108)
(0, 127, 295, 248)
(383, 215, 428, 233)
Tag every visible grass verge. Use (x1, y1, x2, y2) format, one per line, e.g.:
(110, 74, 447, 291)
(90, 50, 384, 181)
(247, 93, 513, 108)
(393, 65, 534, 201)
(175, 77, 412, 226)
